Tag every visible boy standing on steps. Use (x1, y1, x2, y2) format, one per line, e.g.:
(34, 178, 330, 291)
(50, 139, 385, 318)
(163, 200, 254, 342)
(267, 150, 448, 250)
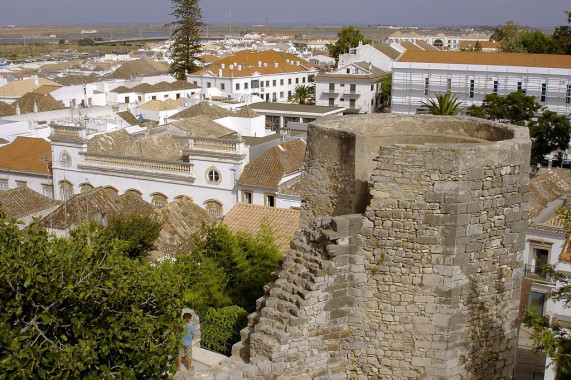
(178, 313, 195, 371)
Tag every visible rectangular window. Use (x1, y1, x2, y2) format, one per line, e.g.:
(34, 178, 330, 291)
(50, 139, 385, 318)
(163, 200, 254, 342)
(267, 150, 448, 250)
(280, 91, 284, 99)
(329, 83, 335, 92)
(302, 77, 306, 83)
(236, 83, 240, 90)
(272, 93, 277, 102)
(493, 80, 498, 95)
(220, 83, 225, 90)
(371, 84, 374, 91)
(280, 79, 284, 86)
(265, 194, 275, 207)
(164, 94, 168, 98)
(138, 96, 142, 101)
(206, 82, 211, 88)
(517, 81, 522, 92)
(350, 84, 356, 93)
(151, 96, 156, 100)
(346, 68, 351, 74)
(265, 80, 270, 87)
(42, 185, 54, 199)
(124, 96, 130, 103)
(245, 82, 249, 89)
(469, 79, 474, 98)
(527, 291, 545, 316)
(62, 188, 73, 201)
(272, 80, 276, 86)
(329, 98, 334, 106)
(242, 191, 252, 204)
(176, 93, 181, 99)
(0, 179, 8, 189)
(447, 78, 452, 93)
(424, 77, 429, 96)
(251, 80, 258, 89)
(288, 78, 292, 85)
(288, 90, 291, 99)
(566, 84, 571, 104)
(350, 99, 356, 108)
(295, 78, 299, 84)
(541, 82, 547, 102)
(15, 180, 26, 188)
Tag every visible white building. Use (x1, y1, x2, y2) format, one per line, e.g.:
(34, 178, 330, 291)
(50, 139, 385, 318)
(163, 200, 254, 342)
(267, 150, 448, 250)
(50, 117, 248, 217)
(236, 139, 305, 210)
(338, 42, 402, 73)
(186, 50, 320, 103)
(391, 51, 571, 116)
(314, 62, 386, 114)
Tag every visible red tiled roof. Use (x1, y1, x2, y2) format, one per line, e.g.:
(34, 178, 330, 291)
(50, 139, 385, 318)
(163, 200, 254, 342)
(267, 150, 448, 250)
(223, 203, 300, 254)
(0, 137, 51, 174)
(397, 50, 571, 69)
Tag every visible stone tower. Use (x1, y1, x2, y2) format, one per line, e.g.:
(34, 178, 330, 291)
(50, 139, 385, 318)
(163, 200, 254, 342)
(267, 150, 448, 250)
(197, 114, 531, 380)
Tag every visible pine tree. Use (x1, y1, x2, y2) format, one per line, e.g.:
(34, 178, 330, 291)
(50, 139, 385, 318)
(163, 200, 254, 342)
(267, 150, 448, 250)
(167, 0, 204, 80)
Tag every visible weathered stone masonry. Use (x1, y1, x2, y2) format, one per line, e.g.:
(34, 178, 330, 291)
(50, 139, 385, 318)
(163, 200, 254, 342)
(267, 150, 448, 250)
(194, 114, 531, 380)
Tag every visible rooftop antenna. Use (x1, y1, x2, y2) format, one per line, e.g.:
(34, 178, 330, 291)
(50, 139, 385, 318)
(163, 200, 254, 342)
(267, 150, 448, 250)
(265, 17, 269, 37)
(229, 1, 232, 37)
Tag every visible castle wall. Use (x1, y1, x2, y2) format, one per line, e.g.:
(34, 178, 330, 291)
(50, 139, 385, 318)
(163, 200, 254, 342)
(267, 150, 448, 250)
(195, 114, 531, 380)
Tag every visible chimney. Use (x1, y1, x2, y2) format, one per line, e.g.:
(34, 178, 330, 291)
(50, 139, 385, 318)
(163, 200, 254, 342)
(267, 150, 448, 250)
(296, 61, 300, 65)
(234, 62, 237, 66)
(238, 65, 242, 71)
(286, 59, 289, 63)
(15, 103, 20, 115)
(34, 77, 38, 86)
(33, 101, 38, 113)
(258, 60, 262, 67)
(218, 69, 223, 77)
(221, 63, 225, 69)
(274, 62, 278, 68)
(369, 62, 372, 72)
(229, 64, 233, 69)
(263, 62, 267, 67)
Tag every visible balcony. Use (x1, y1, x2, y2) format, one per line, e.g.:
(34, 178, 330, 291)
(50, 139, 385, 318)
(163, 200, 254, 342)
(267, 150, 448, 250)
(322, 88, 340, 96)
(343, 106, 362, 114)
(524, 264, 554, 284)
(189, 137, 246, 156)
(79, 152, 195, 182)
(343, 90, 361, 98)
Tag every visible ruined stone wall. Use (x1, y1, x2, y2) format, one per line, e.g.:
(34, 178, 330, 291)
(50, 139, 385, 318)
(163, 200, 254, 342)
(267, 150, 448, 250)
(195, 115, 531, 380)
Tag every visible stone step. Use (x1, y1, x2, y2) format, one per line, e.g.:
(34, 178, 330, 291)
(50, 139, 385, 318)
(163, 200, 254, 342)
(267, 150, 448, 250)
(247, 310, 261, 326)
(231, 341, 250, 362)
(240, 325, 255, 343)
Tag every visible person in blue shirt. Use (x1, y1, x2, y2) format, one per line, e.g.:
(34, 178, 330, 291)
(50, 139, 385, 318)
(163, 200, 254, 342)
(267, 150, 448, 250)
(178, 313, 195, 371)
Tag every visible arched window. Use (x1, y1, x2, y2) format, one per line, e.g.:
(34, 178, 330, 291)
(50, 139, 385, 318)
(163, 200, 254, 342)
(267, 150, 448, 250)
(206, 166, 221, 184)
(60, 180, 74, 201)
(80, 182, 94, 193)
(152, 193, 168, 208)
(59, 151, 72, 167)
(205, 200, 223, 217)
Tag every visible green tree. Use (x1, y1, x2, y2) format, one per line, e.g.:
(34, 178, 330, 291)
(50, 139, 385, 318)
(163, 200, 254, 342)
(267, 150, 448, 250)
(290, 84, 315, 105)
(528, 110, 571, 164)
(380, 72, 392, 107)
(104, 212, 163, 259)
(166, 0, 204, 80)
(466, 92, 541, 125)
(490, 21, 522, 52)
(421, 93, 465, 115)
(518, 30, 556, 54)
(552, 11, 571, 55)
(58, 39, 65, 45)
(188, 222, 281, 312)
(77, 38, 95, 46)
(0, 214, 185, 378)
(326, 26, 372, 61)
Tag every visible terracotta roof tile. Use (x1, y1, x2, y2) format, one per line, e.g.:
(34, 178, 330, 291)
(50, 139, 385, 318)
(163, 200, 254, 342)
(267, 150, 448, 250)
(192, 50, 318, 79)
(530, 168, 571, 219)
(278, 177, 301, 196)
(39, 187, 154, 230)
(0, 187, 61, 219)
(117, 111, 144, 127)
(372, 43, 402, 60)
(107, 57, 170, 79)
(11, 93, 64, 115)
(238, 139, 306, 189)
(151, 197, 215, 257)
(0, 137, 51, 174)
(235, 105, 259, 118)
(0, 78, 62, 97)
(397, 50, 571, 69)
(169, 116, 238, 139)
(458, 40, 501, 50)
(170, 101, 233, 120)
(223, 203, 300, 254)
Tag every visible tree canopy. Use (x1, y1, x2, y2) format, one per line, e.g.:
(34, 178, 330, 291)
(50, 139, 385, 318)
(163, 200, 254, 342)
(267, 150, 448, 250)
(0, 215, 185, 378)
(167, 0, 204, 80)
(466, 92, 541, 125)
(326, 26, 372, 61)
(529, 110, 571, 164)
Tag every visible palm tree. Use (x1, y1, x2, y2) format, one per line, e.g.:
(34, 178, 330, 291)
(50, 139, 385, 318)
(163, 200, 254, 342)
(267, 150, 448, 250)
(290, 84, 315, 105)
(421, 93, 465, 115)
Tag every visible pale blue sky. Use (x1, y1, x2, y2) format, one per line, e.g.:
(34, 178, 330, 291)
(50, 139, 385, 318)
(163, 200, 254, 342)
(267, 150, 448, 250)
(0, 0, 568, 29)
